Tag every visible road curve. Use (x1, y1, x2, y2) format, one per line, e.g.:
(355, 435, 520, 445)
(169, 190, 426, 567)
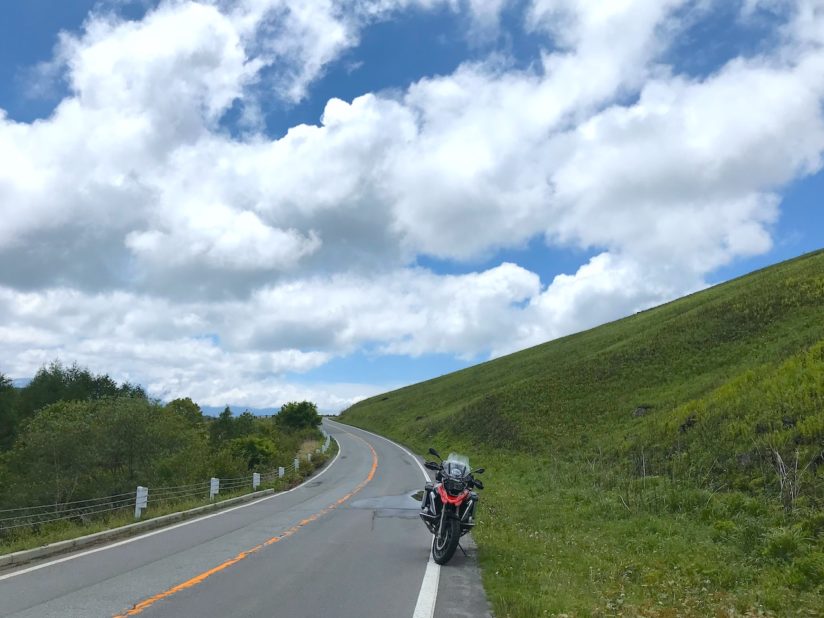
(0, 420, 489, 618)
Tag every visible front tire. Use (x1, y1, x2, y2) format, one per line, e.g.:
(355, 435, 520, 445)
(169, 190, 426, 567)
(432, 515, 460, 565)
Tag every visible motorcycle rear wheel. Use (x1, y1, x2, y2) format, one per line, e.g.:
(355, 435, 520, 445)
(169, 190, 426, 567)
(432, 516, 460, 565)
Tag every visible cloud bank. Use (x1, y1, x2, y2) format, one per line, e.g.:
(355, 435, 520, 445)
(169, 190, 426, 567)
(1, 0, 822, 409)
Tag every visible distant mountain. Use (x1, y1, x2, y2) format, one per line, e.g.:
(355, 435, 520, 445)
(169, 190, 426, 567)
(199, 405, 338, 417)
(200, 405, 276, 417)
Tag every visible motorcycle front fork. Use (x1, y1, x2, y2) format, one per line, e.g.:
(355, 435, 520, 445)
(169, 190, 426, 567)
(437, 507, 446, 541)
(430, 501, 476, 540)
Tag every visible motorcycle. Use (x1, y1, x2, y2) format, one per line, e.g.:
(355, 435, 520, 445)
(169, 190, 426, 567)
(419, 447, 484, 565)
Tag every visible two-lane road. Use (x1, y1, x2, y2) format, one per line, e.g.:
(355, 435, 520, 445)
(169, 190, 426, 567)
(0, 420, 490, 618)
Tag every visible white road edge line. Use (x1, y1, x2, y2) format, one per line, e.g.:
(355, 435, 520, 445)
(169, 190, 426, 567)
(325, 419, 441, 618)
(413, 539, 441, 618)
(0, 435, 343, 582)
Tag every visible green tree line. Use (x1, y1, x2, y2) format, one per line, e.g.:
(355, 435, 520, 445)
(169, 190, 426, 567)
(0, 361, 322, 510)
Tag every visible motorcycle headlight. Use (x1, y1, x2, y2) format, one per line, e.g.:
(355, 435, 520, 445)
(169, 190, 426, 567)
(444, 477, 465, 496)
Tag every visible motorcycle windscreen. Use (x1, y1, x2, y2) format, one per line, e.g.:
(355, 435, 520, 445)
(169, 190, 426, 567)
(444, 453, 470, 478)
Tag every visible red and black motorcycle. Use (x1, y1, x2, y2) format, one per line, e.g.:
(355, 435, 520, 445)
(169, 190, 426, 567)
(419, 447, 484, 565)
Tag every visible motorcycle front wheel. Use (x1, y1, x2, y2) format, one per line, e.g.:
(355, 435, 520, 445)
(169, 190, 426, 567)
(432, 516, 460, 565)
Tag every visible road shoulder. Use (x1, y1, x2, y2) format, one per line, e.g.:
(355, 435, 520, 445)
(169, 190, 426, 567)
(434, 533, 493, 618)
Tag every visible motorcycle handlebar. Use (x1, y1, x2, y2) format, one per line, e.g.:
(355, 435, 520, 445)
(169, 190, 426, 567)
(423, 459, 485, 489)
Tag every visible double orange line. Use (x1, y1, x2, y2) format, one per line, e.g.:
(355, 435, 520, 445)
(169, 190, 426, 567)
(113, 436, 378, 617)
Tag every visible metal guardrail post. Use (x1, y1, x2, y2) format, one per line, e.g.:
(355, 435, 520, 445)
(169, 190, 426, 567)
(134, 486, 148, 519)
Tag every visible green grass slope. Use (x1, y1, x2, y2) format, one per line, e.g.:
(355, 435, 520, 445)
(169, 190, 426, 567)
(340, 249, 824, 617)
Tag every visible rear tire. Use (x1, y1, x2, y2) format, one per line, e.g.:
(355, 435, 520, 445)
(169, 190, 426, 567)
(432, 515, 460, 565)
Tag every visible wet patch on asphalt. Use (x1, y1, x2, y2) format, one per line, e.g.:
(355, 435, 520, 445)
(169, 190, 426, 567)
(350, 492, 422, 520)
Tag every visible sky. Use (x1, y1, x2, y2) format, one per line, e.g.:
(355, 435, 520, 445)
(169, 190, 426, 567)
(0, 0, 822, 413)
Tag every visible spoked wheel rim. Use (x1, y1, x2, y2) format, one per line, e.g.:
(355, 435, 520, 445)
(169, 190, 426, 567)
(435, 526, 450, 551)
(432, 516, 460, 565)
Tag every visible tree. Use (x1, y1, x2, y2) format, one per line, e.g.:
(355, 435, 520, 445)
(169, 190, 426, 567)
(96, 397, 207, 488)
(118, 381, 147, 399)
(17, 361, 72, 417)
(210, 406, 235, 446)
(16, 361, 145, 423)
(166, 398, 203, 426)
(1, 397, 209, 507)
(277, 401, 321, 431)
(235, 410, 256, 437)
(0, 373, 19, 450)
(3, 399, 102, 505)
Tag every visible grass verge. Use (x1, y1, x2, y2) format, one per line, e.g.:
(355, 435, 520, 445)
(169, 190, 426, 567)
(0, 437, 337, 557)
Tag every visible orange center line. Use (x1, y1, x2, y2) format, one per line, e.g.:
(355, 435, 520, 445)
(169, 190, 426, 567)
(113, 435, 378, 617)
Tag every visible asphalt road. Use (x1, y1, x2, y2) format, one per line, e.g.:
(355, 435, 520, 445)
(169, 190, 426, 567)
(0, 420, 491, 618)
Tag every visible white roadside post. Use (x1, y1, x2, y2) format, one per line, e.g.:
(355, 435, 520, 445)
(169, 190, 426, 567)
(252, 472, 260, 490)
(134, 486, 148, 519)
(307, 453, 312, 463)
(278, 466, 285, 478)
(210, 477, 219, 501)
(294, 458, 299, 471)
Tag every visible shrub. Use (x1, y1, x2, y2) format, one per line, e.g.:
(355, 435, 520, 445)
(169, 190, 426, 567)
(228, 436, 279, 471)
(277, 401, 321, 431)
(762, 526, 804, 563)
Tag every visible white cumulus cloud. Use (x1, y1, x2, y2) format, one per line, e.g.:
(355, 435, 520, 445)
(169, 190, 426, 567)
(1, 0, 823, 409)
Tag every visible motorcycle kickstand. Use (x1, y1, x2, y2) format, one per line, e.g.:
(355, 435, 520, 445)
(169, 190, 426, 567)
(457, 542, 467, 557)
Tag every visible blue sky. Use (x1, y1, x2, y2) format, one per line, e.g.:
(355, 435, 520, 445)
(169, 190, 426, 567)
(0, 1, 822, 412)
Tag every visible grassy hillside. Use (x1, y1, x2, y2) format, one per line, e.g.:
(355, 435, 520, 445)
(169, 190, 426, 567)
(340, 249, 824, 617)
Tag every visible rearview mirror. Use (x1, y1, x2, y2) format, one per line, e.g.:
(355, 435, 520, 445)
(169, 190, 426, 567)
(428, 447, 441, 460)
(474, 479, 484, 490)
(425, 461, 440, 471)
(473, 467, 485, 474)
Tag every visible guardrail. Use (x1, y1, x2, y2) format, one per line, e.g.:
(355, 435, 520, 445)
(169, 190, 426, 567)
(1, 439, 334, 533)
